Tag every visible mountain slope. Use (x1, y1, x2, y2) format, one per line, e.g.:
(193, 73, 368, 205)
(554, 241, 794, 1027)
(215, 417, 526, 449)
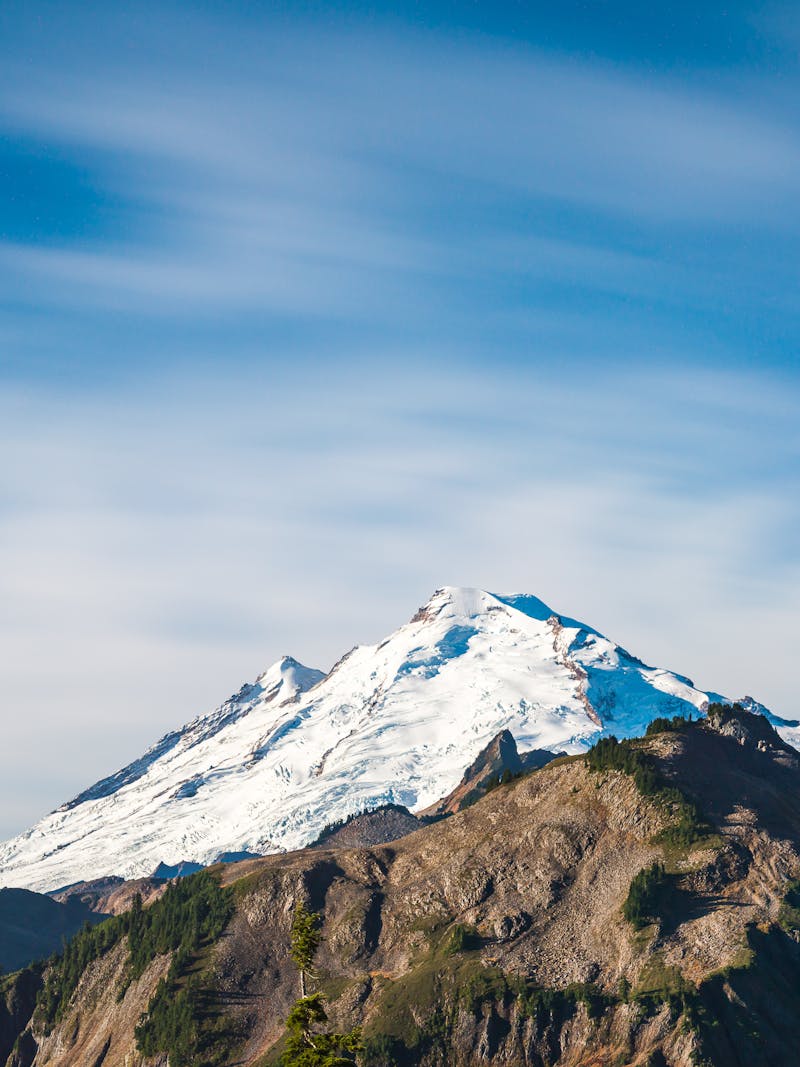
(0, 889, 105, 974)
(6, 707, 800, 1067)
(1, 587, 794, 892)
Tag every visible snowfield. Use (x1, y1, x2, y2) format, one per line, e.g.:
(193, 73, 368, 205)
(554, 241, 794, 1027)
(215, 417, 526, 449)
(1, 587, 795, 892)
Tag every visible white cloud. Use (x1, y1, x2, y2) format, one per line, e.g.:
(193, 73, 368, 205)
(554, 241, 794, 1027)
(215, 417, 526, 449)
(0, 360, 798, 837)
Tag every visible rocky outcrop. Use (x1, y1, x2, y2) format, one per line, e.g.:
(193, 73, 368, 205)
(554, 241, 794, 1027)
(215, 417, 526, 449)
(48, 876, 164, 916)
(706, 701, 799, 766)
(420, 729, 555, 817)
(6, 1029, 37, 1067)
(29, 942, 170, 1067)
(311, 805, 423, 849)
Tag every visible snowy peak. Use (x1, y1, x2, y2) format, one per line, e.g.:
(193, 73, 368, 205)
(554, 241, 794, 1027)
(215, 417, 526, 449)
(255, 655, 325, 704)
(408, 585, 544, 626)
(57, 653, 323, 815)
(1, 586, 794, 892)
(416, 585, 507, 617)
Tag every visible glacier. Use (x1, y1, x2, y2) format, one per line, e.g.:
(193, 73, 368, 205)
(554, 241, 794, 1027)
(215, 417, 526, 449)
(1, 586, 796, 892)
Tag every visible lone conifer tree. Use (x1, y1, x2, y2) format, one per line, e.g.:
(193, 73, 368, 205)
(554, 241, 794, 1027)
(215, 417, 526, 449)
(281, 899, 361, 1066)
(290, 901, 321, 997)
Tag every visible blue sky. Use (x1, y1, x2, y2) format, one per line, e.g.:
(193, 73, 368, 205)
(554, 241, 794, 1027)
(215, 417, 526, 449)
(1, 1, 799, 838)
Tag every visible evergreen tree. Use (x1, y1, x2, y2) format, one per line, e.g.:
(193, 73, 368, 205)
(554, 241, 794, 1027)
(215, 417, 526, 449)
(281, 900, 361, 1067)
(283, 992, 362, 1066)
(290, 901, 321, 997)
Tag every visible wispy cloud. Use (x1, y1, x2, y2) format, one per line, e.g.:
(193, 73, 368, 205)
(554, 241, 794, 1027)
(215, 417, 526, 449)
(1, 4, 799, 836)
(1, 360, 798, 836)
(2, 11, 799, 338)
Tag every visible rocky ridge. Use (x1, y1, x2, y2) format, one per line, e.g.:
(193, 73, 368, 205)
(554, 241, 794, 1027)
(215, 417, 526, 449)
(4, 705, 800, 1066)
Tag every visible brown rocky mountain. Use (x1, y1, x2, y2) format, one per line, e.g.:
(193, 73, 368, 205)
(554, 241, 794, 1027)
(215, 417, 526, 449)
(312, 729, 558, 848)
(3, 704, 800, 1066)
(49, 877, 165, 916)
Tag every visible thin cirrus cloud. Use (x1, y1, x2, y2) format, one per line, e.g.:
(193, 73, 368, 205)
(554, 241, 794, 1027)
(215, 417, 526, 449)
(1, 10, 799, 346)
(1, 3, 799, 836)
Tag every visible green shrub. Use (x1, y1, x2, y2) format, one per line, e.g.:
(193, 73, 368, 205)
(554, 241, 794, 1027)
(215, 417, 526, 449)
(623, 863, 666, 930)
(655, 803, 708, 849)
(36, 914, 128, 1029)
(485, 769, 522, 792)
(444, 923, 480, 955)
(585, 736, 661, 795)
(646, 715, 693, 737)
(279, 902, 361, 1066)
(127, 869, 233, 984)
(135, 955, 241, 1067)
(361, 1032, 404, 1066)
(457, 966, 509, 1012)
(289, 900, 321, 988)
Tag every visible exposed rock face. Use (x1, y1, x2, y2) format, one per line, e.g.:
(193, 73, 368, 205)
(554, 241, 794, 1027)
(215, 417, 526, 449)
(706, 702, 799, 767)
(421, 729, 556, 816)
(48, 876, 164, 916)
(5, 1029, 36, 1067)
(24, 942, 169, 1067)
(6, 707, 800, 1066)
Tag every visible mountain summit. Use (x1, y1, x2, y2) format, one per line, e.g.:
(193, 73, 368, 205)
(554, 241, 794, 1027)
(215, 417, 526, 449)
(0, 587, 794, 891)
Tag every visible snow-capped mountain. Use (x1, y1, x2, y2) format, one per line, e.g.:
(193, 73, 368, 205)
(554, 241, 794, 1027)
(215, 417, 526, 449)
(1, 587, 795, 892)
